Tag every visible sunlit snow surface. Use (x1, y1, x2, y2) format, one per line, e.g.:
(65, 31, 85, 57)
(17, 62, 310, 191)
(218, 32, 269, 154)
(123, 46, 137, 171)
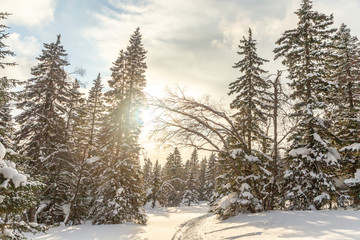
(26, 203, 360, 240)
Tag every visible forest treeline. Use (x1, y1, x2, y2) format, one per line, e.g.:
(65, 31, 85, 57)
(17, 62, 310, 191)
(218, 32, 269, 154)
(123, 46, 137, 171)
(0, 0, 360, 239)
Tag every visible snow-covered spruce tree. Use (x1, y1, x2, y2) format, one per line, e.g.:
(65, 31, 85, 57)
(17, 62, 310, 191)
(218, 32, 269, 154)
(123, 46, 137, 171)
(205, 153, 218, 202)
(148, 160, 163, 208)
(274, 0, 340, 210)
(197, 157, 207, 201)
(66, 74, 105, 225)
(182, 164, 200, 206)
(182, 149, 200, 205)
(216, 28, 272, 216)
(64, 79, 85, 142)
(84, 73, 105, 158)
(161, 148, 185, 207)
(327, 24, 360, 205)
(62, 79, 93, 225)
(229, 28, 271, 152)
(0, 12, 17, 149)
(0, 142, 44, 239)
(91, 28, 147, 225)
(143, 158, 153, 204)
(15, 35, 76, 224)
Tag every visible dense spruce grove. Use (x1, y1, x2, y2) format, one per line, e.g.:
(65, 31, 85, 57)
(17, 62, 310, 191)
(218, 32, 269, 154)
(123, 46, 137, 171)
(0, 0, 360, 238)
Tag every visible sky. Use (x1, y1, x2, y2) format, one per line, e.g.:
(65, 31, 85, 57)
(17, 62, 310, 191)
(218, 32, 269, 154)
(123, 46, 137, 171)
(2, 0, 360, 164)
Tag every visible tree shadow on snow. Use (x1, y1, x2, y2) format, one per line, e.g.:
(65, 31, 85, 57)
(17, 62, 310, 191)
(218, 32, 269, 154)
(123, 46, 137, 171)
(214, 211, 360, 239)
(225, 231, 262, 239)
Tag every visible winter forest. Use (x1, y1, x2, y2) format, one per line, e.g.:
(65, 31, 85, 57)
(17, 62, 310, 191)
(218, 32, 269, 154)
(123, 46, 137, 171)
(1, 0, 360, 239)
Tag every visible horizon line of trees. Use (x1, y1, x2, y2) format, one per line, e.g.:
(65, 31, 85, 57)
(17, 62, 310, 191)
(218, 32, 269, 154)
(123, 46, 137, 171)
(1, 0, 360, 238)
(142, 148, 220, 208)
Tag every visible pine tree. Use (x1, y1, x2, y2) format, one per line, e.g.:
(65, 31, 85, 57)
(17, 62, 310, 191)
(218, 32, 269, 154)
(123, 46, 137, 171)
(328, 24, 360, 205)
(85, 73, 105, 157)
(15, 35, 76, 223)
(182, 165, 199, 206)
(182, 149, 200, 205)
(205, 153, 218, 202)
(65, 74, 105, 225)
(197, 157, 207, 201)
(91, 28, 147, 225)
(213, 28, 272, 218)
(64, 79, 85, 142)
(0, 12, 16, 149)
(274, 0, 340, 210)
(0, 14, 43, 238)
(229, 28, 271, 152)
(143, 157, 153, 204)
(162, 148, 184, 206)
(149, 160, 163, 208)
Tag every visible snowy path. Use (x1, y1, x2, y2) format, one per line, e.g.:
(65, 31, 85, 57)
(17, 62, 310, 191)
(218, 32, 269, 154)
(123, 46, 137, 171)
(25, 203, 209, 240)
(172, 213, 212, 240)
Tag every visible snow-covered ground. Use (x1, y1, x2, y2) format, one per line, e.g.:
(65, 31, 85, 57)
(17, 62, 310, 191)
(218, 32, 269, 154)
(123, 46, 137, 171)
(174, 210, 360, 240)
(25, 203, 209, 240)
(26, 204, 360, 240)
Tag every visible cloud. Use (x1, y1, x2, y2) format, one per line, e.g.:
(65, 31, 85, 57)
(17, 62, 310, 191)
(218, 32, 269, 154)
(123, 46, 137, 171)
(82, 1, 302, 87)
(81, 0, 254, 99)
(2, 33, 41, 81)
(82, 0, 360, 103)
(0, 0, 57, 27)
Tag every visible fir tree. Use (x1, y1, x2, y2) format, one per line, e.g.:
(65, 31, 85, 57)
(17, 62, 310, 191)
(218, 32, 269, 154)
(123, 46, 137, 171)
(143, 157, 153, 204)
(162, 148, 184, 207)
(0, 12, 16, 149)
(229, 28, 271, 152)
(274, 0, 340, 210)
(65, 74, 105, 225)
(197, 157, 207, 201)
(91, 28, 147, 225)
(204, 153, 218, 202)
(182, 149, 200, 205)
(214, 28, 272, 218)
(183, 165, 200, 206)
(328, 24, 360, 205)
(149, 160, 163, 208)
(64, 79, 85, 143)
(85, 73, 105, 157)
(15, 35, 76, 223)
